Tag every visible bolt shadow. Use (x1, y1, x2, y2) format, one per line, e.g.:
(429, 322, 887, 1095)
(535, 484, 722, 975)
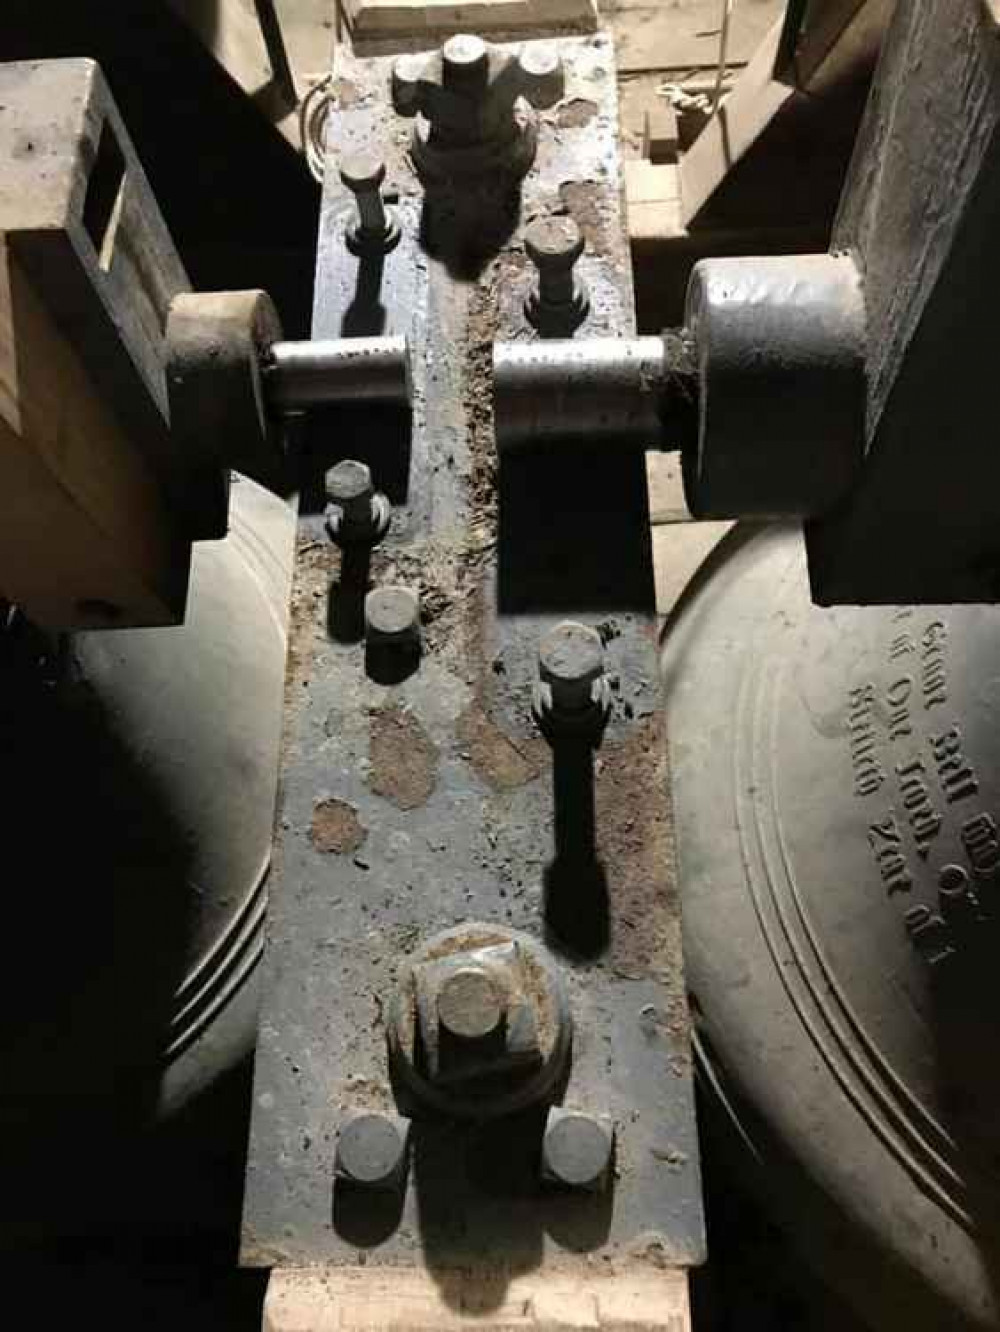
(326, 543, 372, 645)
(296, 401, 412, 517)
(544, 737, 610, 961)
(419, 182, 521, 281)
(342, 251, 389, 338)
(332, 1175, 407, 1249)
(365, 640, 422, 686)
(408, 1110, 613, 1313)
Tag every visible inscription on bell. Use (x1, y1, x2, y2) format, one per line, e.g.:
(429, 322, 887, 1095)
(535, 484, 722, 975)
(930, 725, 978, 805)
(920, 621, 948, 710)
(848, 683, 885, 797)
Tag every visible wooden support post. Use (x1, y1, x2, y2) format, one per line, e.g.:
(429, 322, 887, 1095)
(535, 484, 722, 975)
(0, 58, 195, 628)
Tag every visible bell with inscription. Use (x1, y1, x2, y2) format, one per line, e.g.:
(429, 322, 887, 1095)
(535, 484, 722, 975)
(663, 525, 1000, 1332)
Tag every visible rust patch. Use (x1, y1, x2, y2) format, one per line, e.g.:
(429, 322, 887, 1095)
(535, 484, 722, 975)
(310, 798, 367, 855)
(558, 180, 611, 256)
(330, 76, 362, 108)
(368, 705, 438, 810)
(556, 97, 598, 129)
(456, 704, 545, 791)
(598, 715, 687, 1037)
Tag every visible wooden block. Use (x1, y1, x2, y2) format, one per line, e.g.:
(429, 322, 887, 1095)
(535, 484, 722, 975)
(643, 103, 680, 163)
(0, 58, 196, 628)
(646, 452, 689, 525)
(612, 0, 778, 76)
(0, 59, 190, 506)
(342, 0, 597, 39)
(0, 239, 188, 628)
(653, 520, 733, 619)
(624, 160, 684, 243)
(263, 1266, 692, 1331)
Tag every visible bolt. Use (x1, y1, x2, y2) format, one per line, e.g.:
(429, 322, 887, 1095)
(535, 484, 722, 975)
(437, 964, 504, 1041)
(538, 620, 606, 714)
(335, 1110, 411, 1190)
(524, 217, 589, 334)
(541, 1108, 615, 1191)
(365, 586, 421, 652)
(339, 151, 399, 255)
(441, 33, 489, 94)
(516, 44, 564, 109)
(391, 53, 426, 115)
(324, 459, 391, 544)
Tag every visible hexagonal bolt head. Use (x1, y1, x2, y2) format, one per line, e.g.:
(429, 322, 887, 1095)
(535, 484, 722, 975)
(335, 1110, 411, 1191)
(442, 33, 490, 93)
(538, 620, 606, 713)
(325, 460, 391, 545)
(437, 964, 505, 1041)
(411, 941, 543, 1088)
(524, 217, 589, 334)
(365, 586, 421, 652)
(541, 1108, 615, 1191)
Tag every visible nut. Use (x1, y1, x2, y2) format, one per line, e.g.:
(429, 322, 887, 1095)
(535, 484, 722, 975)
(541, 1108, 615, 1191)
(325, 460, 391, 545)
(389, 927, 572, 1119)
(335, 1110, 411, 1190)
(391, 35, 564, 181)
(538, 621, 606, 712)
(365, 586, 421, 650)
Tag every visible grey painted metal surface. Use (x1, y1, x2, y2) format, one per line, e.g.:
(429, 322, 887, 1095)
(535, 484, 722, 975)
(243, 34, 704, 1276)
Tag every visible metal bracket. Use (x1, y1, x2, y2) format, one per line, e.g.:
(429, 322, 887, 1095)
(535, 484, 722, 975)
(243, 32, 704, 1280)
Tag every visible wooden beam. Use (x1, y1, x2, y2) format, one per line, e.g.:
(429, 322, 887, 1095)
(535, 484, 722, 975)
(0, 240, 188, 629)
(263, 1266, 693, 1331)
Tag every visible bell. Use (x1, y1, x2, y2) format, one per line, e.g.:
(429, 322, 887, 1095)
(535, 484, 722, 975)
(0, 476, 294, 1238)
(662, 525, 1000, 1331)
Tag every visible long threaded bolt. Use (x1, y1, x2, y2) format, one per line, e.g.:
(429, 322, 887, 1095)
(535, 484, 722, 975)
(340, 151, 399, 254)
(524, 216, 589, 334)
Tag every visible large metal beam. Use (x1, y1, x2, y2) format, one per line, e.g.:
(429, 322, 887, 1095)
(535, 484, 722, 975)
(243, 31, 703, 1324)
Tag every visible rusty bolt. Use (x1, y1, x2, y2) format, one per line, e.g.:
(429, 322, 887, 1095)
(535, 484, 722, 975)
(541, 1108, 615, 1191)
(437, 964, 505, 1041)
(335, 1110, 411, 1190)
(339, 150, 400, 255)
(365, 585, 421, 652)
(538, 621, 606, 713)
(524, 217, 589, 335)
(516, 44, 564, 109)
(325, 459, 391, 544)
(441, 33, 490, 94)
